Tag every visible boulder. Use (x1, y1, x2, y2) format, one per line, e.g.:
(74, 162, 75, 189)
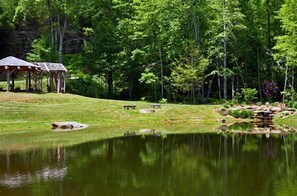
(52, 122, 88, 131)
(270, 107, 281, 112)
(140, 109, 155, 113)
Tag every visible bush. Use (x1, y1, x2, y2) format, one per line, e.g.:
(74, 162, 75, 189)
(228, 110, 240, 118)
(256, 102, 263, 106)
(241, 88, 258, 103)
(286, 100, 297, 109)
(286, 100, 294, 108)
(159, 98, 168, 104)
(223, 104, 230, 109)
(141, 97, 146, 102)
(228, 109, 254, 119)
(291, 101, 297, 109)
(240, 110, 254, 118)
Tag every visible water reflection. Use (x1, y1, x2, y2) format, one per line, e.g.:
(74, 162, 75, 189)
(219, 121, 296, 135)
(0, 147, 67, 188)
(1, 134, 297, 195)
(0, 167, 67, 188)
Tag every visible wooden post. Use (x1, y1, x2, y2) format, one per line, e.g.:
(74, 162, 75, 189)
(29, 71, 32, 92)
(47, 74, 51, 92)
(33, 73, 38, 91)
(63, 72, 66, 93)
(26, 71, 29, 93)
(51, 73, 54, 92)
(11, 73, 15, 91)
(57, 72, 60, 93)
(41, 75, 43, 92)
(6, 70, 10, 92)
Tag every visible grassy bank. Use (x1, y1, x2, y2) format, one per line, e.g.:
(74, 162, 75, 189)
(276, 115, 297, 129)
(0, 92, 226, 151)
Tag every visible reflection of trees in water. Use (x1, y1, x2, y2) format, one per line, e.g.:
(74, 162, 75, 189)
(1, 134, 297, 195)
(0, 146, 67, 188)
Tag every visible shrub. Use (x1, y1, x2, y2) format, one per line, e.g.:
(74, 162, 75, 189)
(281, 88, 297, 101)
(228, 109, 254, 119)
(256, 102, 263, 106)
(262, 80, 279, 100)
(159, 98, 168, 104)
(286, 100, 294, 108)
(240, 110, 254, 118)
(292, 102, 297, 109)
(141, 97, 146, 101)
(228, 110, 240, 118)
(241, 88, 258, 103)
(223, 104, 230, 109)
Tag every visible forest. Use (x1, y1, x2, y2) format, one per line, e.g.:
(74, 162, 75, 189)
(0, 0, 296, 104)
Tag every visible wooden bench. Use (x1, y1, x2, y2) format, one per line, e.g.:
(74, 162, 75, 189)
(124, 105, 136, 110)
(150, 104, 161, 109)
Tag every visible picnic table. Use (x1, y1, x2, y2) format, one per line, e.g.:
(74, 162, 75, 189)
(123, 105, 136, 110)
(150, 103, 161, 109)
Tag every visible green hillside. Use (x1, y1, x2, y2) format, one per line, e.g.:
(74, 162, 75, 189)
(0, 93, 223, 151)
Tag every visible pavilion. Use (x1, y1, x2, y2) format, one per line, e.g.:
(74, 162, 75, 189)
(33, 62, 67, 93)
(0, 56, 40, 92)
(0, 56, 67, 93)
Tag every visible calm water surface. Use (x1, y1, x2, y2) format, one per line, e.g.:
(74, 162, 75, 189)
(1, 133, 297, 196)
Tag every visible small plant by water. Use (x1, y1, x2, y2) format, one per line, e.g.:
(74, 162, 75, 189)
(228, 109, 254, 119)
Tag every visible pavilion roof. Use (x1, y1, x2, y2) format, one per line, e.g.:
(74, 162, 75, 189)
(0, 56, 39, 69)
(34, 62, 67, 72)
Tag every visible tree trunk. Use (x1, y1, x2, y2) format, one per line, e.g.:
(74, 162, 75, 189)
(216, 60, 222, 100)
(266, 0, 272, 77)
(159, 46, 164, 98)
(206, 75, 214, 99)
(231, 77, 235, 100)
(192, 85, 196, 104)
(291, 67, 294, 90)
(154, 84, 157, 102)
(128, 78, 133, 99)
(257, 47, 263, 99)
(57, 14, 67, 63)
(193, 13, 200, 46)
(266, 0, 271, 49)
(107, 70, 113, 96)
(223, 0, 228, 100)
(283, 63, 289, 102)
(46, 0, 54, 46)
(201, 82, 205, 103)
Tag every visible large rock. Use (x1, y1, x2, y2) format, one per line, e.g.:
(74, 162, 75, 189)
(52, 122, 88, 131)
(270, 107, 281, 112)
(140, 109, 155, 113)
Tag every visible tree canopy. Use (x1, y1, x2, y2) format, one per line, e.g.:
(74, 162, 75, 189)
(0, 0, 296, 103)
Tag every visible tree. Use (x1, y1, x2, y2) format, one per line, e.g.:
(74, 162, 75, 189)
(273, 0, 297, 102)
(139, 68, 159, 101)
(132, 0, 188, 98)
(205, 0, 246, 100)
(169, 42, 208, 104)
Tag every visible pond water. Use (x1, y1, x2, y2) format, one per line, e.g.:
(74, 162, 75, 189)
(1, 133, 297, 196)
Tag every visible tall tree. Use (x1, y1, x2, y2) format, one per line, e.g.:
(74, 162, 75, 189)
(273, 0, 297, 101)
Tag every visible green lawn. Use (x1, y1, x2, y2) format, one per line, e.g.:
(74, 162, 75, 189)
(0, 92, 226, 151)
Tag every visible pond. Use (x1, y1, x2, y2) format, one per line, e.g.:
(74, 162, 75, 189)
(1, 133, 297, 196)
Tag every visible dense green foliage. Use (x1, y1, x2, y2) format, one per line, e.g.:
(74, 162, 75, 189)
(0, 0, 296, 103)
(227, 109, 254, 119)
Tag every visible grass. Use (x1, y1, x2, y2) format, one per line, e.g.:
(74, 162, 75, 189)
(276, 115, 297, 129)
(0, 92, 226, 152)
